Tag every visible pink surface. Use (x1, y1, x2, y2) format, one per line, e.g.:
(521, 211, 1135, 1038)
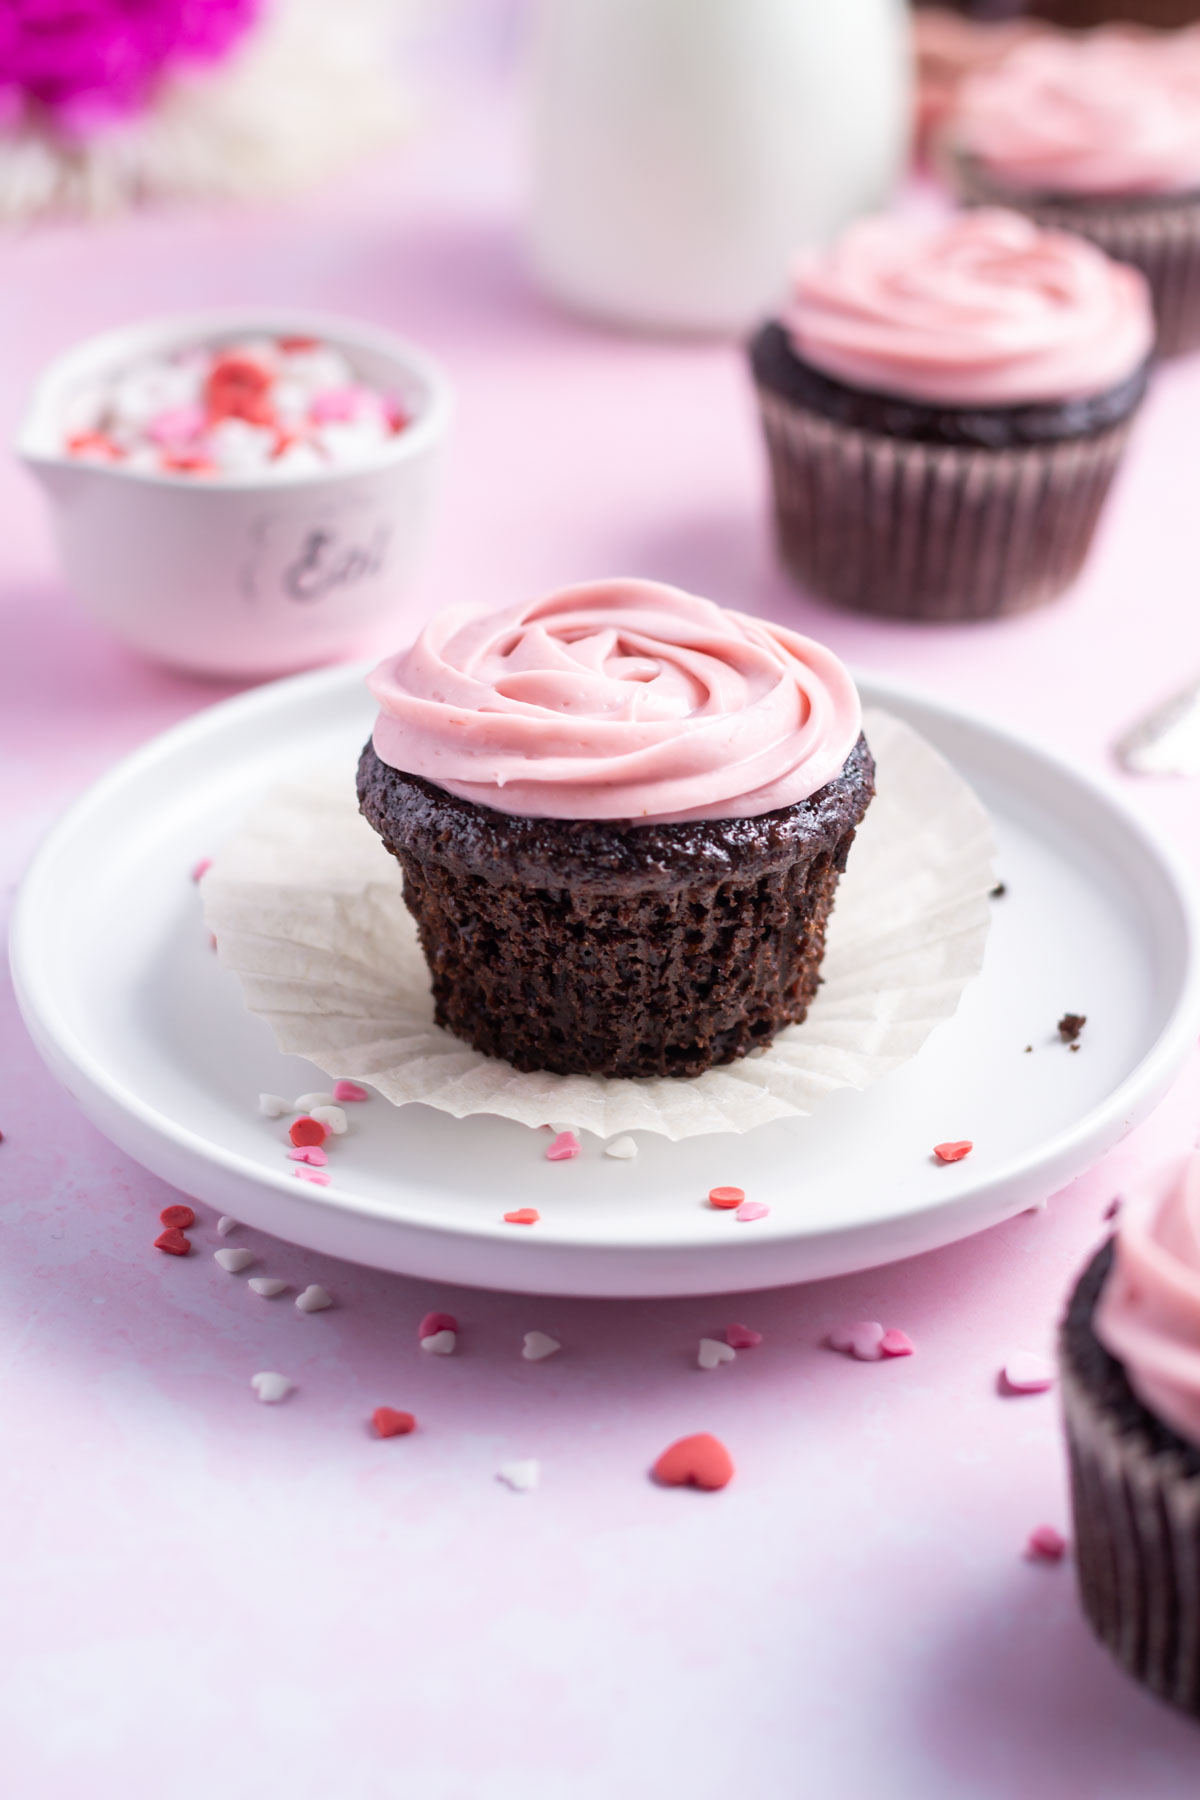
(3, 37, 1200, 1800)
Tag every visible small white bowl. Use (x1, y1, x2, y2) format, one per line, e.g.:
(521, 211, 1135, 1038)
(17, 309, 453, 679)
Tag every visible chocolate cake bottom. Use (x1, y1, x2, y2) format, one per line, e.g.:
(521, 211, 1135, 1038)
(357, 737, 875, 1080)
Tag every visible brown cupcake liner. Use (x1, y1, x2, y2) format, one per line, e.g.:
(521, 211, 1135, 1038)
(755, 386, 1133, 620)
(954, 155, 1200, 357)
(1061, 1348, 1200, 1716)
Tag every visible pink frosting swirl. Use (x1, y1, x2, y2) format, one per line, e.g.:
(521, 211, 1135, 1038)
(950, 28, 1200, 197)
(367, 580, 862, 825)
(782, 208, 1152, 405)
(1094, 1154, 1200, 1447)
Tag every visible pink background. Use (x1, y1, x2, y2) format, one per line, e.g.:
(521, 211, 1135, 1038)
(3, 23, 1200, 1798)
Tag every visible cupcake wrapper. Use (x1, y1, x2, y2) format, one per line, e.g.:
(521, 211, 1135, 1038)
(1061, 1355, 1200, 1716)
(955, 158, 1200, 358)
(755, 387, 1131, 621)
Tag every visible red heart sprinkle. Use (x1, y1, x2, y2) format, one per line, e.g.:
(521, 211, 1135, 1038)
(933, 1140, 973, 1164)
(503, 1208, 540, 1225)
(277, 335, 319, 353)
(160, 1204, 195, 1230)
(652, 1433, 734, 1491)
(418, 1312, 458, 1340)
(154, 1227, 191, 1256)
(290, 1116, 328, 1148)
(205, 355, 274, 426)
(372, 1407, 416, 1438)
(708, 1186, 744, 1210)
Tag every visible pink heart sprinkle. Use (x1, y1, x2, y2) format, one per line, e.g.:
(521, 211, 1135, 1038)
(150, 404, 206, 447)
(828, 1320, 885, 1361)
(1003, 1352, 1055, 1394)
(191, 857, 212, 882)
(292, 1167, 330, 1186)
(309, 385, 367, 423)
(287, 1146, 328, 1166)
(1026, 1524, 1067, 1562)
(546, 1132, 580, 1162)
(418, 1311, 458, 1340)
(880, 1329, 914, 1357)
(735, 1201, 769, 1222)
(725, 1323, 763, 1349)
(333, 1080, 369, 1103)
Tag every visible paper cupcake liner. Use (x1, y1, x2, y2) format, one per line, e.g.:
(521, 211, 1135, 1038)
(755, 387, 1131, 620)
(954, 157, 1200, 358)
(202, 709, 995, 1142)
(1061, 1300, 1200, 1716)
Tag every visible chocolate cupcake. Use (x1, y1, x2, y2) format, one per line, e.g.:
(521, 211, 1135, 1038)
(946, 28, 1200, 355)
(1061, 1156, 1200, 1716)
(749, 208, 1152, 620)
(357, 580, 873, 1080)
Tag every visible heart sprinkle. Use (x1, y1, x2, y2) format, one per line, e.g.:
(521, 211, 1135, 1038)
(504, 1209, 540, 1225)
(293, 1091, 336, 1112)
(522, 1331, 561, 1362)
(289, 1116, 328, 1148)
(546, 1132, 580, 1162)
(604, 1136, 638, 1160)
(192, 857, 212, 882)
(1002, 1352, 1055, 1394)
(159, 1204, 195, 1230)
(334, 1081, 369, 1103)
(497, 1460, 539, 1492)
(258, 1094, 289, 1118)
(295, 1284, 333, 1314)
(287, 1146, 328, 1165)
(828, 1321, 886, 1361)
(419, 1312, 458, 1341)
(309, 1105, 348, 1136)
(250, 1371, 292, 1404)
(708, 1186, 744, 1210)
(880, 1329, 915, 1357)
(652, 1434, 734, 1491)
(215, 1247, 256, 1273)
(420, 1329, 457, 1356)
(1026, 1524, 1067, 1561)
(698, 1338, 736, 1370)
(154, 1226, 191, 1257)
(725, 1323, 762, 1349)
(373, 1407, 416, 1438)
(217, 1216, 238, 1236)
(248, 1278, 289, 1297)
(736, 1201, 769, 1222)
(933, 1140, 973, 1163)
(292, 1168, 331, 1186)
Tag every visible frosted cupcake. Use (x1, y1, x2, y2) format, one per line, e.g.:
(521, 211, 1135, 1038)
(946, 28, 1200, 355)
(749, 208, 1152, 620)
(357, 580, 873, 1080)
(1061, 1154, 1200, 1716)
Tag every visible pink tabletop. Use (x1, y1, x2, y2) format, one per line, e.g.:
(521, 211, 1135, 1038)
(3, 33, 1200, 1800)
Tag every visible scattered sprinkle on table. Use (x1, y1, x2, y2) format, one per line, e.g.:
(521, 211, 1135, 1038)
(828, 1321, 885, 1361)
(217, 1216, 238, 1236)
(418, 1311, 458, 1341)
(497, 1459, 540, 1492)
(420, 1328, 457, 1355)
(248, 1278, 289, 1298)
(604, 1135, 638, 1160)
(334, 1081, 369, 1103)
(698, 1337, 736, 1370)
(289, 1115, 329, 1148)
(504, 1208, 540, 1225)
(154, 1226, 191, 1257)
(736, 1200, 769, 1223)
(545, 1131, 580, 1161)
(522, 1331, 561, 1361)
(292, 1167, 331, 1187)
(215, 1247, 256, 1273)
(1057, 1012, 1087, 1044)
(294, 1091, 336, 1112)
(1026, 1524, 1067, 1562)
(160, 1204, 195, 1230)
(373, 1407, 416, 1438)
(251, 1371, 293, 1404)
(708, 1186, 744, 1211)
(933, 1140, 973, 1164)
(191, 858, 212, 882)
(725, 1323, 762, 1349)
(295, 1284, 333, 1314)
(259, 1094, 289, 1118)
(287, 1146, 328, 1166)
(309, 1105, 347, 1136)
(880, 1329, 915, 1357)
(652, 1434, 734, 1491)
(1002, 1352, 1055, 1394)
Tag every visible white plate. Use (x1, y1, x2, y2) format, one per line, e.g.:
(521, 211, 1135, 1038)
(12, 665, 1200, 1297)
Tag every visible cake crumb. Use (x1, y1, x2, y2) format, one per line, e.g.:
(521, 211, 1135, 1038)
(1057, 1012, 1086, 1044)
(989, 882, 1006, 898)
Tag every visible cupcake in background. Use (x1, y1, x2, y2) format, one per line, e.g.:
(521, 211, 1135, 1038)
(945, 27, 1200, 354)
(1061, 1154, 1200, 1717)
(748, 208, 1153, 621)
(910, 8, 1047, 168)
(358, 580, 874, 1081)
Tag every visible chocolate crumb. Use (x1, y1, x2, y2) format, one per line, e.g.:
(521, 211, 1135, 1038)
(990, 882, 1007, 898)
(1024, 1045, 1033, 1054)
(1104, 1198, 1121, 1220)
(1058, 1012, 1087, 1044)
(1069, 1043, 1080, 1052)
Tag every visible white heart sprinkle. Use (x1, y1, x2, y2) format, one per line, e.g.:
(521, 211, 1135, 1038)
(248, 1278, 289, 1297)
(296, 1284, 333, 1314)
(522, 1331, 561, 1362)
(258, 1094, 288, 1118)
(828, 1320, 886, 1361)
(420, 1329, 456, 1356)
(251, 1371, 292, 1404)
(497, 1459, 539, 1492)
(698, 1337, 736, 1370)
(293, 1091, 336, 1112)
(1004, 1352, 1056, 1393)
(309, 1105, 347, 1136)
(216, 1216, 238, 1237)
(604, 1135, 638, 1160)
(215, 1248, 256, 1273)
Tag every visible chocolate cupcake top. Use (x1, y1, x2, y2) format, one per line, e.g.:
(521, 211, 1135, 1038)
(1094, 1153, 1200, 1445)
(367, 580, 862, 824)
(780, 208, 1153, 406)
(949, 28, 1200, 196)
